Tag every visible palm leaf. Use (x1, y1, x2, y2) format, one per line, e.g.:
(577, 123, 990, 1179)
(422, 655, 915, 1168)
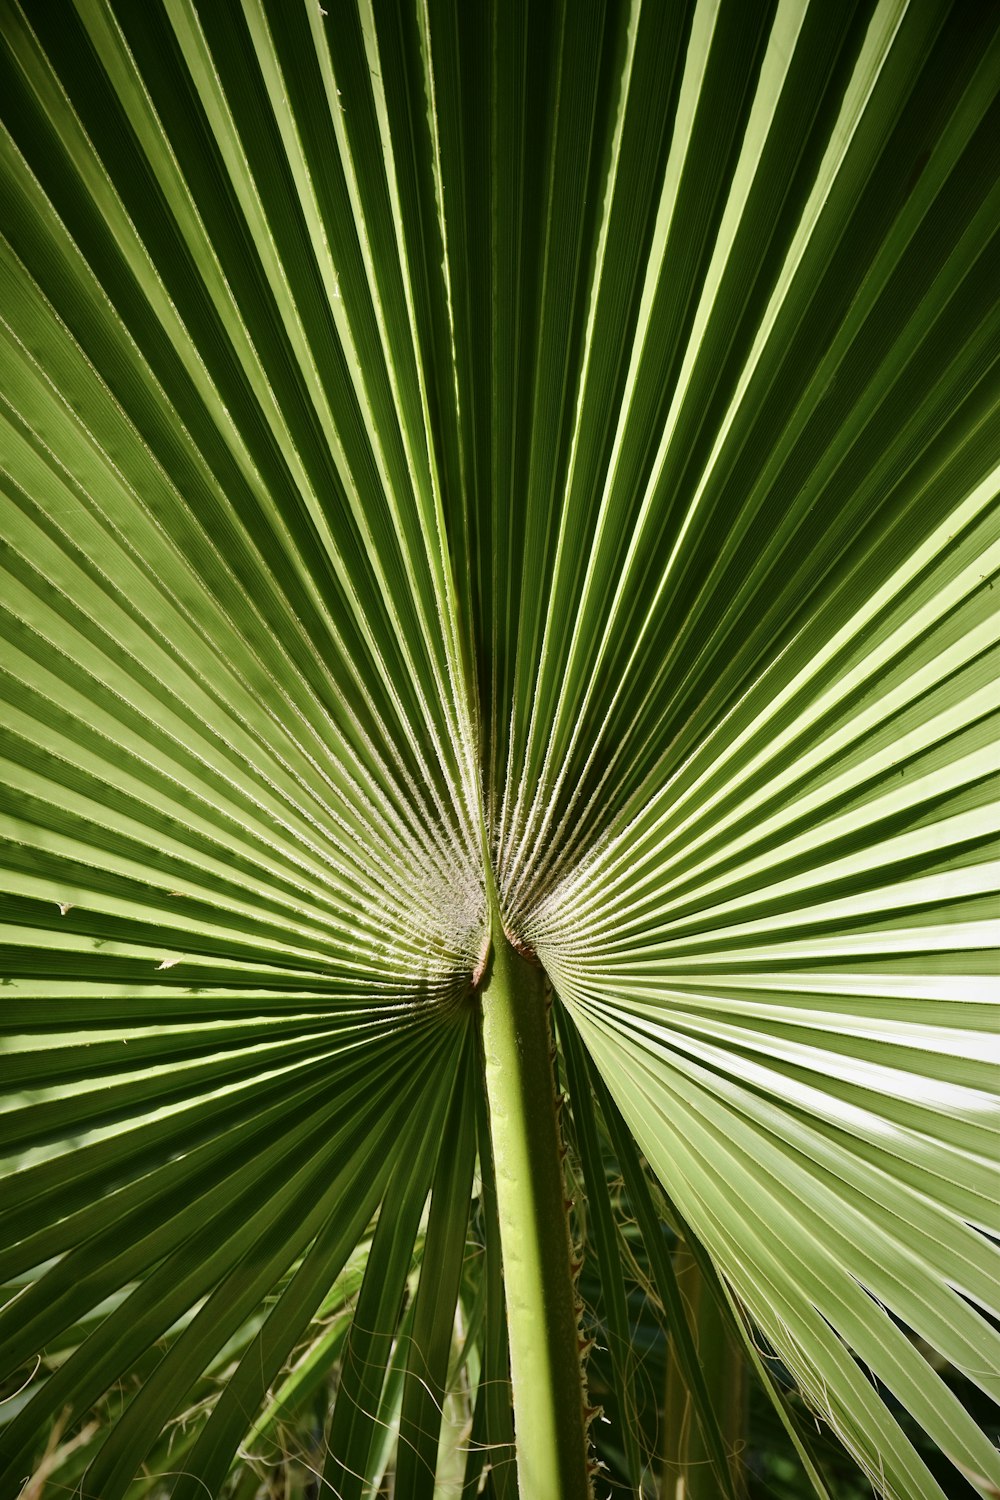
(2, 1, 998, 1496)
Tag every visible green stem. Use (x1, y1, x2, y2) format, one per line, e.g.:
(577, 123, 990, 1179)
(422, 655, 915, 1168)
(662, 1248, 747, 1500)
(479, 920, 592, 1499)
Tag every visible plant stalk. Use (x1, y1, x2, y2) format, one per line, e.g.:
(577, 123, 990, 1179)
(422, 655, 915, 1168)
(479, 921, 592, 1499)
(662, 1247, 747, 1499)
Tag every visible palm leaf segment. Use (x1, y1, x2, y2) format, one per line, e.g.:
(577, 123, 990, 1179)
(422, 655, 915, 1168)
(1, 1, 998, 1496)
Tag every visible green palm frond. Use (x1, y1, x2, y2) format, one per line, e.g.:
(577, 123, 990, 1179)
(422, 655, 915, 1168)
(2, 1, 998, 1497)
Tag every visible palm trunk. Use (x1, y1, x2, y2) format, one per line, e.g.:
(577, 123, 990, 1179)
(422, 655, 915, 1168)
(478, 920, 593, 1499)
